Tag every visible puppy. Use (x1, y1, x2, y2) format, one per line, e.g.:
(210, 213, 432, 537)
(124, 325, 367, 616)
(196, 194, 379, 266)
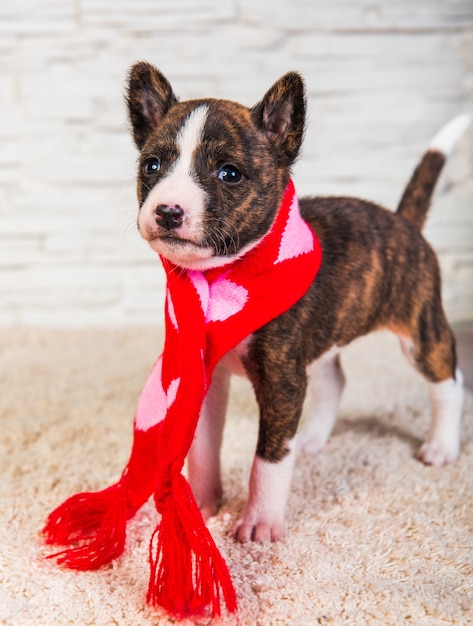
(126, 62, 469, 543)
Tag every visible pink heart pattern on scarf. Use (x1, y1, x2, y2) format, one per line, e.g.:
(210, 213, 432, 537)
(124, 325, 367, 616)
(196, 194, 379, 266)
(208, 278, 248, 322)
(276, 195, 314, 264)
(189, 271, 248, 323)
(135, 357, 180, 431)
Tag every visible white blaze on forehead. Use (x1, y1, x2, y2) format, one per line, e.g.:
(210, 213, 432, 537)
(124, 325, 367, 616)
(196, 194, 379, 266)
(175, 104, 209, 177)
(139, 104, 209, 243)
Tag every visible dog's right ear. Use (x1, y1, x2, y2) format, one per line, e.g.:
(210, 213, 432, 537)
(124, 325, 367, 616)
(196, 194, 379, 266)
(126, 62, 178, 149)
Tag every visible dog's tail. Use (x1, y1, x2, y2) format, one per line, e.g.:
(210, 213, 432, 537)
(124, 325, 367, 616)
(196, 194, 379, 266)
(396, 113, 471, 230)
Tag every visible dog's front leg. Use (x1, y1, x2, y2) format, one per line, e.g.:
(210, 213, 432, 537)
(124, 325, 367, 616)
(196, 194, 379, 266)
(232, 350, 307, 543)
(232, 439, 298, 542)
(187, 364, 230, 519)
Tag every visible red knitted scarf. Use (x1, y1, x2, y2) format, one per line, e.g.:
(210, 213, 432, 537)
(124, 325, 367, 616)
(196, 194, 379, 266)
(43, 180, 322, 619)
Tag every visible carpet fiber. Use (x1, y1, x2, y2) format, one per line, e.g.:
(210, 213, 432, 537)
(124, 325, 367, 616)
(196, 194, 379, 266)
(1, 328, 472, 626)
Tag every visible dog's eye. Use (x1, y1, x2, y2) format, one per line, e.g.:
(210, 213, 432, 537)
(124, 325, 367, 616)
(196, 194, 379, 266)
(217, 165, 242, 184)
(143, 158, 161, 176)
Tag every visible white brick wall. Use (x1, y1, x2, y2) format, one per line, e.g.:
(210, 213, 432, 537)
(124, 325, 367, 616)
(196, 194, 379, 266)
(1, 0, 472, 326)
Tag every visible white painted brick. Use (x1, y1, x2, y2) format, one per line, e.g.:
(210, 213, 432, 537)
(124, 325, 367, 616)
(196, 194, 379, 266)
(0, 137, 22, 167)
(16, 302, 136, 327)
(0, 167, 18, 185)
(120, 266, 165, 322)
(0, 235, 44, 269)
(0, 0, 472, 326)
(44, 231, 117, 259)
(0, 267, 120, 307)
(440, 252, 473, 322)
(80, 0, 237, 29)
(426, 224, 473, 250)
(1, 0, 76, 35)
(238, 0, 473, 30)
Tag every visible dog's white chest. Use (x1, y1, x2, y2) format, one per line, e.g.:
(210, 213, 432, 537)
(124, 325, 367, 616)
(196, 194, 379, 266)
(219, 337, 250, 377)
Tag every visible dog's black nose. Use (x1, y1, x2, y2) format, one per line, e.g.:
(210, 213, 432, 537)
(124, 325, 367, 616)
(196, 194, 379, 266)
(155, 204, 184, 230)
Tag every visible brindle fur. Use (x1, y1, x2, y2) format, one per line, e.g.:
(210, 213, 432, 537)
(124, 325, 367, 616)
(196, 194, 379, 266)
(246, 194, 457, 461)
(127, 62, 459, 465)
(397, 150, 446, 230)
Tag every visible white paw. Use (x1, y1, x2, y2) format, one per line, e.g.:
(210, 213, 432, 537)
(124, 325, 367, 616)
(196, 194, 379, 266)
(192, 485, 223, 520)
(199, 500, 220, 521)
(298, 430, 328, 455)
(231, 516, 285, 543)
(416, 441, 459, 467)
(298, 418, 333, 455)
(232, 444, 296, 543)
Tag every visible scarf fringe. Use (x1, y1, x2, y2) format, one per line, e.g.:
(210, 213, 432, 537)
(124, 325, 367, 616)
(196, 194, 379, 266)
(43, 482, 128, 570)
(147, 474, 237, 619)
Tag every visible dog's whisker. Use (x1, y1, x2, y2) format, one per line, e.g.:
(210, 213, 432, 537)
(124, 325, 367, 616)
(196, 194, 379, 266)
(120, 219, 141, 246)
(207, 219, 240, 257)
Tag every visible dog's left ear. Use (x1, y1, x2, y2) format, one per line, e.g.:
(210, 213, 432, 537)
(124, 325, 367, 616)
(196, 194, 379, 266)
(126, 62, 179, 149)
(251, 72, 306, 166)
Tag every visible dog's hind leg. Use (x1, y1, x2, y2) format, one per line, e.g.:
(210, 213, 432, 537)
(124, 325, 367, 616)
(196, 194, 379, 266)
(398, 317, 464, 466)
(298, 347, 345, 454)
(419, 369, 464, 465)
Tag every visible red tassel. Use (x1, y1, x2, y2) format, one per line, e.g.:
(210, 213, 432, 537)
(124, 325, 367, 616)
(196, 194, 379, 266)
(43, 482, 128, 570)
(147, 473, 237, 619)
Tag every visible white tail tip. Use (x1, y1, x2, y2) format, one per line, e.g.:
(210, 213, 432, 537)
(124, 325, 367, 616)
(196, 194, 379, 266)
(429, 113, 472, 156)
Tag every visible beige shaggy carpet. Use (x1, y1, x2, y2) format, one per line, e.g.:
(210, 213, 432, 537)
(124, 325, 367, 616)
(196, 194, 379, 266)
(0, 327, 472, 626)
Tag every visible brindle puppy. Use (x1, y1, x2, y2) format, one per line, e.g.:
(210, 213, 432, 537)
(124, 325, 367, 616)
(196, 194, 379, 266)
(127, 62, 469, 543)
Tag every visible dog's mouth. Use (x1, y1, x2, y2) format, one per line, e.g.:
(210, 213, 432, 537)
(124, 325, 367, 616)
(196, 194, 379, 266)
(146, 231, 217, 269)
(141, 220, 259, 271)
(158, 232, 201, 247)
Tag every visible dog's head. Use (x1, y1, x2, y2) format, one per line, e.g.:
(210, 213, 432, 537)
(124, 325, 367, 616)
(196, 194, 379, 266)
(126, 62, 306, 270)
